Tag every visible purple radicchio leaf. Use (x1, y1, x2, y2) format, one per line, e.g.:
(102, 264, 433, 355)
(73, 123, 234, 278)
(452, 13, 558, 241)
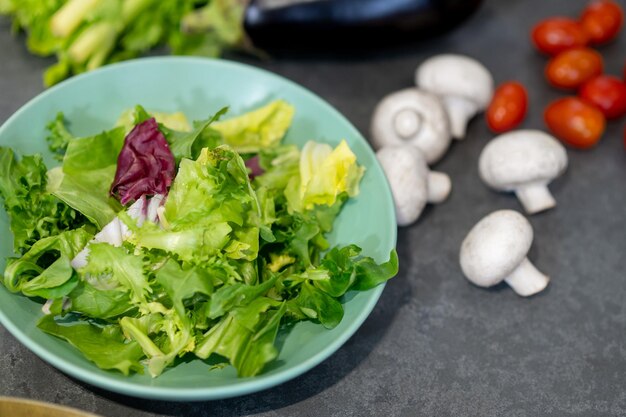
(110, 118, 176, 205)
(245, 155, 264, 179)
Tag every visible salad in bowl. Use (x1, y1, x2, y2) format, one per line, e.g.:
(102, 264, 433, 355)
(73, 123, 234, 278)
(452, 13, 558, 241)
(0, 98, 397, 379)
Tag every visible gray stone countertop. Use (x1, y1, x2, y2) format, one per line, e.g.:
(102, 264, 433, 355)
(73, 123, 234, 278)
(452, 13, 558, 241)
(1, 0, 625, 416)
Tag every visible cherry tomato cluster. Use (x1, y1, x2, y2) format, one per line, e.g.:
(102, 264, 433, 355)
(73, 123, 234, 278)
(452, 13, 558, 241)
(486, 0, 626, 150)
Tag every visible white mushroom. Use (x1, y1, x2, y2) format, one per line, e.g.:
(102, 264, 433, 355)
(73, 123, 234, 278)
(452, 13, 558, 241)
(376, 145, 451, 226)
(479, 130, 568, 214)
(460, 210, 549, 297)
(370, 88, 451, 164)
(415, 54, 494, 140)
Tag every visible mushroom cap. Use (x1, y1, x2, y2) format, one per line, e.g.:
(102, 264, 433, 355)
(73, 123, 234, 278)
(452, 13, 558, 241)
(415, 54, 494, 109)
(479, 130, 568, 191)
(370, 88, 451, 164)
(376, 145, 429, 226)
(460, 210, 533, 287)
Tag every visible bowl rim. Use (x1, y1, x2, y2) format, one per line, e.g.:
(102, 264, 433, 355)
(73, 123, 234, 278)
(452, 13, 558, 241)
(0, 56, 397, 401)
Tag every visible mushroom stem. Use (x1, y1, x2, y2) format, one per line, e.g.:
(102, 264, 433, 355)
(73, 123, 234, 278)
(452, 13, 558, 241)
(394, 108, 422, 139)
(427, 171, 451, 203)
(441, 95, 478, 140)
(515, 182, 556, 214)
(504, 257, 549, 297)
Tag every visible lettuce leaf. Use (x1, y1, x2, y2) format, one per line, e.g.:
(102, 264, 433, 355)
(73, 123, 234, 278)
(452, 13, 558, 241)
(0, 147, 87, 254)
(162, 107, 227, 162)
(120, 303, 195, 377)
(281, 247, 398, 329)
(78, 242, 151, 306)
(3, 227, 92, 298)
(116, 106, 193, 134)
(155, 259, 213, 318)
(195, 298, 286, 377)
(46, 112, 77, 160)
(212, 100, 294, 153)
(130, 146, 260, 263)
(207, 275, 277, 320)
(316, 245, 399, 294)
(47, 127, 125, 228)
(38, 314, 144, 375)
(285, 140, 365, 212)
(67, 280, 135, 320)
(254, 145, 300, 191)
(288, 281, 344, 329)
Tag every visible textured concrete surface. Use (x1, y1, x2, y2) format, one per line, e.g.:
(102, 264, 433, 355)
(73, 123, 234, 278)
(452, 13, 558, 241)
(1, 0, 626, 416)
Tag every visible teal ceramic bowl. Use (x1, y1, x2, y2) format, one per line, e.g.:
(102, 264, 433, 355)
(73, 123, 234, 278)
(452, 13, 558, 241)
(0, 57, 396, 401)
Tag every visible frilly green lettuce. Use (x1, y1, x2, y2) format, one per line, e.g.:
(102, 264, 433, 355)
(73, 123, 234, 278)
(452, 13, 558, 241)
(0, 147, 88, 254)
(128, 146, 260, 263)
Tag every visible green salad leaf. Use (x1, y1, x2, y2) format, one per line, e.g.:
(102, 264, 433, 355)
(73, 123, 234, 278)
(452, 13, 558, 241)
(285, 139, 364, 212)
(46, 112, 77, 160)
(47, 126, 125, 228)
(3, 227, 92, 298)
(155, 259, 213, 318)
(38, 314, 145, 375)
(78, 243, 151, 306)
(162, 107, 228, 162)
(67, 279, 135, 320)
(120, 304, 195, 377)
(195, 297, 286, 377)
(130, 146, 260, 263)
(0, 147, 87, 254)
(212, 100, 295, 154)
(116, 106, 192, 134)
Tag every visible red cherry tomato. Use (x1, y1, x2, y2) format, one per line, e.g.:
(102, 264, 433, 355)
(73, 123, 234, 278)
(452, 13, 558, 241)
(579, 75, 626, 119)
(544, 97, 606, 149)
(531, 18, 589, 56)
(580, 0, 624, 45)
(545, 47, 603, 89)
(486, 82, 528, 133)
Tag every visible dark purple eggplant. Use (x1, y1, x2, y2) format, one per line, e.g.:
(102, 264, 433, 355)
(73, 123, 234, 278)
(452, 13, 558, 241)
(243, 0, 483, 52)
